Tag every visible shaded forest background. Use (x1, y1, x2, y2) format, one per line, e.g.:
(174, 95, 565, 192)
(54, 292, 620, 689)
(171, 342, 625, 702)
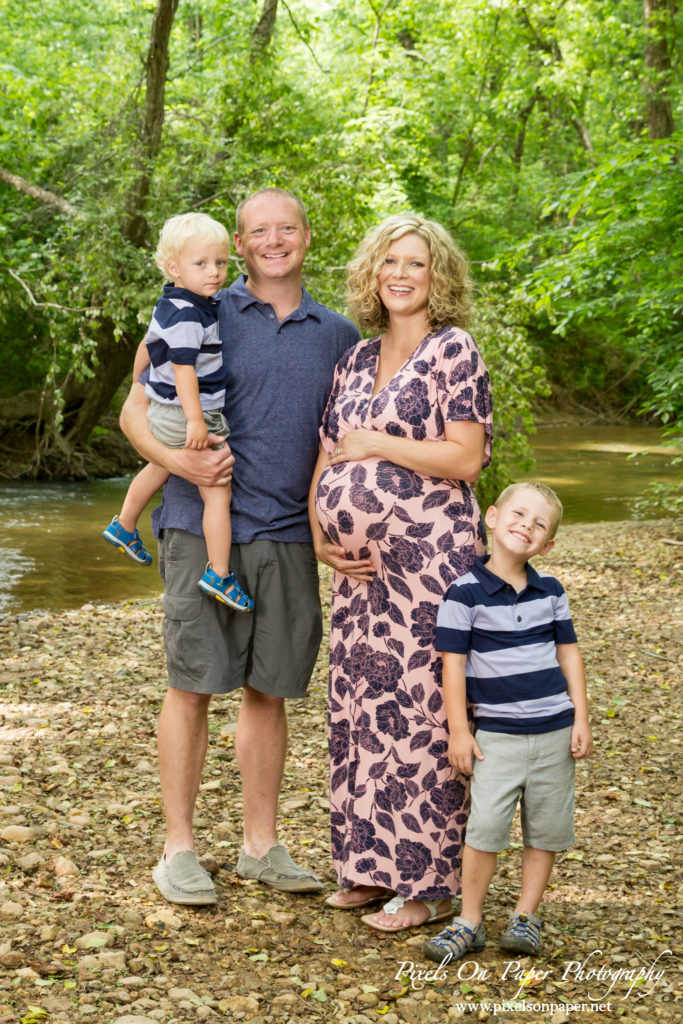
(0, 0, 680, 508)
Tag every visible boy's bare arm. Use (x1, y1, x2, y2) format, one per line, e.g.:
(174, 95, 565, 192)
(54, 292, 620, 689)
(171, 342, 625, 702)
(172, 364, 209, 449)
(557, 642, 593, 759)
(119, 381, 233, 486)
(442, 651, 482, 775)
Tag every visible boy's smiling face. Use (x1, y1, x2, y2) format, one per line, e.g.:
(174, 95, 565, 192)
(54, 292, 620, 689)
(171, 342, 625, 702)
(485, 487, 558, 562)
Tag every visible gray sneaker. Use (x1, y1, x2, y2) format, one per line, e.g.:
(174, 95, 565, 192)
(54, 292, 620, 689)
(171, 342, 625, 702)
(236, 843, 324, 893)
(152, 851, 217, 905)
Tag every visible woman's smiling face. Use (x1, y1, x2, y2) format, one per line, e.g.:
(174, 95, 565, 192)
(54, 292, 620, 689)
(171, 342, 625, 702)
(377, 233, 431, 320)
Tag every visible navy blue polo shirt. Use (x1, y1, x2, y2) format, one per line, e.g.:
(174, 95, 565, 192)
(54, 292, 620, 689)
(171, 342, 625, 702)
(151, 275, 359, 544)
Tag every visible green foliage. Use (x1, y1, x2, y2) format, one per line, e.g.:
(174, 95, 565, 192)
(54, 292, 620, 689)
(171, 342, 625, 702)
(473, 287, 550, 509)
(0, 0, 681, 488)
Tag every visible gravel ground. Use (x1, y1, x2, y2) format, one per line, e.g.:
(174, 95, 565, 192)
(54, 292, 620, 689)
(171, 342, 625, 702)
(0, 519, 681, 1024)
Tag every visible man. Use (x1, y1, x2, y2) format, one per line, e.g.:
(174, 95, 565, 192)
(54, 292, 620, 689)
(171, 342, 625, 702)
(120, 188, 359, 904)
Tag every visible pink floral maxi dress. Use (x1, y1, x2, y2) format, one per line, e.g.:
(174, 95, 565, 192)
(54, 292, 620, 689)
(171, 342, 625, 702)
(315, 326, 493, 901)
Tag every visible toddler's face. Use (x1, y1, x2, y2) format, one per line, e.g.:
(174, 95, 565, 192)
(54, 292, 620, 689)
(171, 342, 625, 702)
(167, 237, 230, 297)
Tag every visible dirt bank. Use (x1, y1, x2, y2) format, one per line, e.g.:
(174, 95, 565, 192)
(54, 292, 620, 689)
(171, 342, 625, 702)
(0, 520, 680, 1024)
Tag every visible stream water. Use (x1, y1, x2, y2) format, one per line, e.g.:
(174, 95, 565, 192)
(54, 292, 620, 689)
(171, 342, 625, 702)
(0, 425, 678, 615)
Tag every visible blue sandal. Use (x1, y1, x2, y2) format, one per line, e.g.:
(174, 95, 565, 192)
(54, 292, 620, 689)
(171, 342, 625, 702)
(102, 515, 152, 565)
(198, 564, 254, 612)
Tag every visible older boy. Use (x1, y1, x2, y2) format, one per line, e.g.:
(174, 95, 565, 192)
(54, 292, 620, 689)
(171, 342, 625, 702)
(424, 482, 592, 962)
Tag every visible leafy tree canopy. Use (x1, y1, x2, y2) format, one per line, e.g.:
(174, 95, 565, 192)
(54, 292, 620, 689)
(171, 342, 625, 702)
(0, 0, 680, 490)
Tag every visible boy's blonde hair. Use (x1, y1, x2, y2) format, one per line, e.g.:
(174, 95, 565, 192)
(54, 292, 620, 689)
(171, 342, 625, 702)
(154, 213, 230, 274)
(495, 481, 564, 537)
(346, 214, 473, 333)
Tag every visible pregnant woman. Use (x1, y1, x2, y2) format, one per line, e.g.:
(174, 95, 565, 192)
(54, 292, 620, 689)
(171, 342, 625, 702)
(309, 214, 493, 932)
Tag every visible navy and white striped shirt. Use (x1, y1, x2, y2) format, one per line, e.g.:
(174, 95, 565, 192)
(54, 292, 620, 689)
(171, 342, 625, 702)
(435, 556, 577, 735)
(144, 285, 225, 410)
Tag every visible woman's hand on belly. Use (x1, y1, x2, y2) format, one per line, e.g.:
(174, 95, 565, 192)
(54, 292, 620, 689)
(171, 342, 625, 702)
(313, 534, 376, 581)
(328, 428, 379, 465)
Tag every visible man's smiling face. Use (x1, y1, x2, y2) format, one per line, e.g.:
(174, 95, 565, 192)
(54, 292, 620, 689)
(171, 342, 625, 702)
(234, 193, 310, 286)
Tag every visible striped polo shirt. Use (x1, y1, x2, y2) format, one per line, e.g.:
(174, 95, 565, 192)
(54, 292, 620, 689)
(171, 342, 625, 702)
(145, 285, 225, 410)
(435, 556, 577, 735)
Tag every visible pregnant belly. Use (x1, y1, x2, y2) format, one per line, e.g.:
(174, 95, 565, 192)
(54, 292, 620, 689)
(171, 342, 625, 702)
(315, 460, 386, 562)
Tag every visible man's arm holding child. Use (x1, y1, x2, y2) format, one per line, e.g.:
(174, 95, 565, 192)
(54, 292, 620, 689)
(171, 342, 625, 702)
(120, 381, 233, 487)
(557, 643, 593, 759)
(442, 651, 483, 775)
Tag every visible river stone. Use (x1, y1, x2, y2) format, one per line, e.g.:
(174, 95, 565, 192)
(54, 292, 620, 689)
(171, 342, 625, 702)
(19, 852, 44, 873)
(78, 950, 127, 974)
(0, 777, 23, 788)
(114, 1017, 158, 1024)
(0, 825, 35, 843)
(0, 901, 23, 919)
(217, 995, 259, 1014)
(76, 931, 114, 949)
(168, 987, 201, 1003)
(144, 909, 183, 931)
(53, 855, 79, 877)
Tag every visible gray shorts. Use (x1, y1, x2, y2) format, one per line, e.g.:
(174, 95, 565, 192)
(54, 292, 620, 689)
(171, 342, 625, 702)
(465, 726, 575, 853)
(147, 402, 230, 449)
(158, 529, 322, 698)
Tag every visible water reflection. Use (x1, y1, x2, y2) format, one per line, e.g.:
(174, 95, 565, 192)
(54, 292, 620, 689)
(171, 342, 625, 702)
(0, 426, 678, 615)
(0, 478, 164, 616)
(520, 425, 678, 524)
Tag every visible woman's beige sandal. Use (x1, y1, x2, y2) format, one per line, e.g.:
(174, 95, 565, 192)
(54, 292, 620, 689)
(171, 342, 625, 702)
(325, 886, 394, 909)
(361, 895, 454, 933)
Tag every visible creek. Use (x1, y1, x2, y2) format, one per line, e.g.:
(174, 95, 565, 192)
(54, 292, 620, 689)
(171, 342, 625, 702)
(0, 425, 677, 615)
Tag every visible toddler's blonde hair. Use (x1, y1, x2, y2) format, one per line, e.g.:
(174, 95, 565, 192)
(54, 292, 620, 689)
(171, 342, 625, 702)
(154, 213, 230, 275)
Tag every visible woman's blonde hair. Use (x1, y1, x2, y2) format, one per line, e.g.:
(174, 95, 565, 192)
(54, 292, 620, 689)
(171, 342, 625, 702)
(346, 214, 473, 332)
(154, 213, 230, 275)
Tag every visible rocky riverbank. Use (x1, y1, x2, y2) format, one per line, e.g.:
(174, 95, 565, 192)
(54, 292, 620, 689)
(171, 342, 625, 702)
(0, 520, 680, 1024)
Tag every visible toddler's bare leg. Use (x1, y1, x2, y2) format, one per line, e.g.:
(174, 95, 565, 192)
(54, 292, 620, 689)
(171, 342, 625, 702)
(460, 844, 498, 924)
(198, 483, 231, 578)
(119, 463, 170, 532)
(515, 846, 555, 915)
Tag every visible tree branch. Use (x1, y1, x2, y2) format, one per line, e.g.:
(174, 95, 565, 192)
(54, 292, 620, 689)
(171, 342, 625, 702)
(7, 269, 99, 314)
(280, 0, 327, 73)
(0, 168, 76, 216)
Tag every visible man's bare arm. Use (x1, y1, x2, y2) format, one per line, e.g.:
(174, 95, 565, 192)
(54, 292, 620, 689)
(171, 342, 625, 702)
(119, 382, 233, 488)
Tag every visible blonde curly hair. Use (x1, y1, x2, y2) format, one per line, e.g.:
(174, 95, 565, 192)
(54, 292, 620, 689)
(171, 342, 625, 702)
(346, 214, 473, 333)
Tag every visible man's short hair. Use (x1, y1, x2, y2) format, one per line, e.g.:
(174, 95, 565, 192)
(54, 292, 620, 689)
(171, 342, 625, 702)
(154, 213, 230, 275)
(495, 481, 564, 537)
(235, 187, 309, 235)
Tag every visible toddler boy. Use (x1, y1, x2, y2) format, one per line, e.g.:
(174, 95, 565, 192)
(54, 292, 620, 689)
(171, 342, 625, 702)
(424, 482, 592, 962)
(102, 212, 252, 611)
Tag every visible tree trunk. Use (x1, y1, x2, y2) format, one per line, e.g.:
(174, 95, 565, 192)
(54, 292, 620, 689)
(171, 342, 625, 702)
(644, 0, 676, 139)
(122, 0, 180, 246)
(0, 0, 180, 477)
(250, 0, 278, 53)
